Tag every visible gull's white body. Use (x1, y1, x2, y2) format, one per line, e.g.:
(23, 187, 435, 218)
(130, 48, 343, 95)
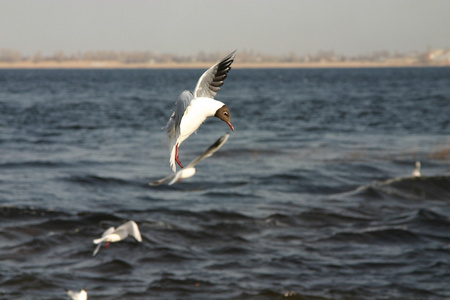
(168, 96, 225, 172)
(412, 161, 421, 177)
(92, 221, 142, 256)
(66, 288, 87, 300)
(178, 97, 225, 143)
(166, 51, 236, 172)
(150, 133, 230, 186)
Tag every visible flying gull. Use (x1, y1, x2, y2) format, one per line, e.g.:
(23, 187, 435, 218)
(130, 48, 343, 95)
(92, 220, 142, 256)
(165, 51, 236, 172)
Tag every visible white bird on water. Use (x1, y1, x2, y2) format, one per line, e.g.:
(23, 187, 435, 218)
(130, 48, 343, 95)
(166, 51, 236, 172)
(412, 161, 421, 177)
(150, 133, 230, 186)
(92, 220, 142, 256)
(66, 288, 87, 300)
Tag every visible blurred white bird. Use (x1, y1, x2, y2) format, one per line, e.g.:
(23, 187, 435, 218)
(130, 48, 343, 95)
(66, 288, 87, 300)
(412, 161, 421, 177)
(150, 133, 230, 186)
(92, 220, 142, 256)
(166, 51, 236, 172)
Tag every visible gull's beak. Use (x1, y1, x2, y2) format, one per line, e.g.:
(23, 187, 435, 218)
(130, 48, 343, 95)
(227, 121, 235, 132)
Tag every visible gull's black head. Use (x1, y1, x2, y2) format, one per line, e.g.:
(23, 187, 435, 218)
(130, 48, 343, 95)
(215, 105, 234, 131)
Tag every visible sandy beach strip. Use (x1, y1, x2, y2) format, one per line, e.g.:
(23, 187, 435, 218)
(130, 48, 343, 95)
(0, 60, 448, 69)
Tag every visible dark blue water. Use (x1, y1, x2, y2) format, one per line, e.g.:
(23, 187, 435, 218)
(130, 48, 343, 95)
(1, 67, 450, 299)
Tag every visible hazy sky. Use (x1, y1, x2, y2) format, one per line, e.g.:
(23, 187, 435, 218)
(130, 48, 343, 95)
(1, 0, 449, 56)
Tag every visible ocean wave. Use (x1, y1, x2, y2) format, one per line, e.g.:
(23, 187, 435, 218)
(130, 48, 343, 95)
(0, 205, 67, 219)
(0, 160, 73, 169)
(328, 227, 421, 244)
(76, 259, 134, 275)
(333, 175, 450, 202)
(62, 174, 140, 187)
(374, 175, 450, 201)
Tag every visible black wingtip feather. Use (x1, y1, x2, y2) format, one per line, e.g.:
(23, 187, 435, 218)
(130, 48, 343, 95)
(197, 50, 236, 98)
(215, 74, 227, 81)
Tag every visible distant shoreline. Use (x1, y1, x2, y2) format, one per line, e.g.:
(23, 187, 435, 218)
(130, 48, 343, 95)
(0, 60, 449, 69)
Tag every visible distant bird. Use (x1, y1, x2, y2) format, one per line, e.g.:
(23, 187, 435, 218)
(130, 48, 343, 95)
(412, 161, 421, 177)
(66, 288, 87, 300)
(166, 50, 236, 172)
(150, 133, 230, 186)
(92, 220, 142, 256)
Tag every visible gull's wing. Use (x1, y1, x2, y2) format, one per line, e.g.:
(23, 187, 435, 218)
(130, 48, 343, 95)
(185, 133, 230, 168)
(193, 51, 236, 99)
(92, 243, 102, 257)
(101, 227, 116, 237)
(166, 91, 194, 137)
(118, 221, 142, 242)
(149, 174, 176, 186)
(167, 91, 195, 172)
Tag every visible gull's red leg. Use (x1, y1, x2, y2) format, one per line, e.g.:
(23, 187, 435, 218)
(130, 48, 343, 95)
(175, 144, 183, 168)
(104, 241, 111, 249)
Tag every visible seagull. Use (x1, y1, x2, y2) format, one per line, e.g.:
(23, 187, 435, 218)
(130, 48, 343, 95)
(66, 288, 87, 300)
(166, 50, 236, 172)
(92, 220, 142, 256)
(150, 133, 230, 186)
(412, 161, 421, 177)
